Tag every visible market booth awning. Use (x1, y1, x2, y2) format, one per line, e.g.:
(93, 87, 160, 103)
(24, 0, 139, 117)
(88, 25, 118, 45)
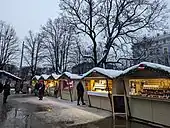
(0, 70, 21, 81)
(121, 62, 170, 126)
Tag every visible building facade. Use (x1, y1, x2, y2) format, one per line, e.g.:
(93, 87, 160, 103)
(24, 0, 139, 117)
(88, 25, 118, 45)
(132, 32, 170, 66)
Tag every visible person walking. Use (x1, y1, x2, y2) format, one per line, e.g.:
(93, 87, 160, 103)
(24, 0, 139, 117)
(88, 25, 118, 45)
(77, 81, 85, 105)
(3, 80, 11, 104)
(38, 81, 45, 100)
(34, 82, 39, 96)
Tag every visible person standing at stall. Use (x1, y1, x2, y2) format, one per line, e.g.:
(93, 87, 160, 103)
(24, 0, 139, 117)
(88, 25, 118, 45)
(77, 81, 85, 105)
(38, 81, 45, 100)
(3, 80, 11, 104)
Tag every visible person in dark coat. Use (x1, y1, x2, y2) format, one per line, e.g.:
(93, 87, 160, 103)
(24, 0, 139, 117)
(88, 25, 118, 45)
(77, 81, 85, 105)
(34, 82, 39, 96)
(38, 81, 45, 100)
(3, 80, 11, 104)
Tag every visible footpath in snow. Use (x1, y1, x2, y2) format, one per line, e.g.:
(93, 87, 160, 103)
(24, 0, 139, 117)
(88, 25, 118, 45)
(10, 95, 112, 127)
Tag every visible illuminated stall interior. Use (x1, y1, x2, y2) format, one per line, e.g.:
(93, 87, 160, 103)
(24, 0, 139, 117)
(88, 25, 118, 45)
(129, 79, 170, 98)
(86, 79, 113, 94)
(123, 62, 170, 99)
(39, 74, 50, 89)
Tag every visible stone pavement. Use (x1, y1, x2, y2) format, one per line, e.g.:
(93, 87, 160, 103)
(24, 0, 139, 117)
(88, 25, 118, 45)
(9, 94, 112, 127)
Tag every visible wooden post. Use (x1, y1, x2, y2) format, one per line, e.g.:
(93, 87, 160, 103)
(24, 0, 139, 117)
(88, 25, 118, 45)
(106, 79, 113, 117)
(68, 79, 73, 102)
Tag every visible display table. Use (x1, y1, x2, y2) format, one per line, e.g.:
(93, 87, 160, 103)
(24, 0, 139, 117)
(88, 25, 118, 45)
(87, 91, 112, 111)
(129, 95, 170, 126)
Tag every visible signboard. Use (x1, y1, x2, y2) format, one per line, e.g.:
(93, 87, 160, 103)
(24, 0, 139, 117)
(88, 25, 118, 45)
(113, 96, 125, 113)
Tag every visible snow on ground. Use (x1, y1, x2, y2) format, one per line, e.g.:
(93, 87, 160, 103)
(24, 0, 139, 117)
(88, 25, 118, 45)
(10, 95, 112, 127)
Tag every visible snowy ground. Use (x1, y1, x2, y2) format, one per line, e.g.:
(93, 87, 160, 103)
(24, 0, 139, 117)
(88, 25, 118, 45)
(9, 94, 112, 127)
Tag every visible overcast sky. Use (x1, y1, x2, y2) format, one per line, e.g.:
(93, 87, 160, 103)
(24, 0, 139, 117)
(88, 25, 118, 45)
(0, 0, 170, 41)
(0, 0, 60, 40)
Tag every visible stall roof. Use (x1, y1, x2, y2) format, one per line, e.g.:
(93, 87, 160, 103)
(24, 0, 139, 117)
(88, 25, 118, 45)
(122, 62, 170, 75)
(32, 75, 40, 80)
(48, 73, 61, 80)
(83, 67, 123, 79)
(39, 74, 50, 80)
(59, 72, 82, 80)
(0, 70, 21, 80)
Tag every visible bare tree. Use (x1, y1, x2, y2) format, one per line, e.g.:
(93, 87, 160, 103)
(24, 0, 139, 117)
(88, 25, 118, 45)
(0, 21, 19, 69)
(24, 31, 43, 79)
(60, 0, 168, 67)
(41, 17, 76, 73)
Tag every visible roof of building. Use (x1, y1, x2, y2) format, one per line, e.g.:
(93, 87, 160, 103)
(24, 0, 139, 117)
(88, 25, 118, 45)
(122, 62, 170, 75)
(0, 70, 21, 80)
(59, 72, 83, 80)
(39, 74, 50, 80)
(83, 67, 123, 79)
(32, 75, 40, 80)
(48, 73, 61, 80)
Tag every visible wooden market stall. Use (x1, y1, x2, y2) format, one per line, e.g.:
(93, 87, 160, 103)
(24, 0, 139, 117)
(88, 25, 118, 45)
(47, 73, 60, 96)
(58, 72, 82, 101)
(121, 62, 170, 127)
(32, 75, 40, 86)
(39, 74, 50, 95)
(82, 67, 123, 111)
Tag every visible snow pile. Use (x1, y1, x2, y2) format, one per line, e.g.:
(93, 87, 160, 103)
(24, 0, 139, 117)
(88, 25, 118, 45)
(39, 74, 50, 80)
(123, 62, 170, 75)
(62, 72, 83, 80)
(83, 67, 123, 79)
(32, 75, 40, 80)
(50, 73, 61, 80)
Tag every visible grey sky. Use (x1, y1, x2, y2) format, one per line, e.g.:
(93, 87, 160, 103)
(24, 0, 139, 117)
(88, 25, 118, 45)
(0, 0, 170, 41)
(0, 0, 60, 40)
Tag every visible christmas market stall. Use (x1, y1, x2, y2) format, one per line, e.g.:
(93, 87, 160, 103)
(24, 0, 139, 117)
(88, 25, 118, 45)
(32, 75, 40, 86)
(39, 74, 50, 95)
(0, 70, 22, 94)
(58, 72, 83, 101)
(47, 73, 61, 96)
(82, 67, 123, 111)
(121, 62, 170, 126)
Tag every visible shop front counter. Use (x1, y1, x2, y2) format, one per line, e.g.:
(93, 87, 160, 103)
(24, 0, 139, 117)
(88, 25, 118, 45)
(87, 91, 112, 111)
(129, 95, 170, 126)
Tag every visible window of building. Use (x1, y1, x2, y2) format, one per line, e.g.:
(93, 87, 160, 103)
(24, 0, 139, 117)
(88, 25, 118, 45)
(163, 47, 168, 54)
(149, 50, 153, 55)
(163, 39, 166, 44)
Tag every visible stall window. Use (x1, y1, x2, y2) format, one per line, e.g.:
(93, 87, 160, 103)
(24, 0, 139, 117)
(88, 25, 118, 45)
(129, 79, 170, 99)
(86, 79, 112, 93)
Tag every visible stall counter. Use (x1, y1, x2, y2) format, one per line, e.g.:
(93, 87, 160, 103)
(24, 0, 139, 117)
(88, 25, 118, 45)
(87, 91, 112, 111)
(129, 95, 170, 127)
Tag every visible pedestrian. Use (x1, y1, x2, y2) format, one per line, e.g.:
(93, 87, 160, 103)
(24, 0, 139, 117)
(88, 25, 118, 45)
(3, 80, 11, 104)
(76, 81, 85, 105)
(0, 80, 3, 93)
(38, 81, 45, 100)
(34, 82, 39, 96)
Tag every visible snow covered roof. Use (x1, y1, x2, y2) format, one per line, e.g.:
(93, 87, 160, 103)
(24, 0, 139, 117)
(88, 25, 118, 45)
(83, 67, 123, 79)
(0, 70, 21, 80)
(39, 74, 50, 80)
(48, 73, 61, 80)
(59, 72, 82, 80)
(32, 75, 40, 80)
(122, 62, 170, 75)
